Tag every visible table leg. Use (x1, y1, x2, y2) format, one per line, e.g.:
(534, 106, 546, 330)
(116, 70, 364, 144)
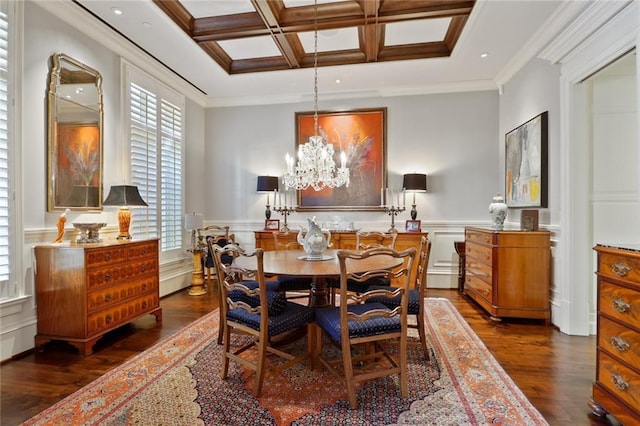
(310, 277, 330, 307)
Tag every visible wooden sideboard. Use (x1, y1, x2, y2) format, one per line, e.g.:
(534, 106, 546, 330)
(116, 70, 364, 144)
(34, 238, 162, 355)
(254, 230, 428, 286)
(590, 244, 640, 425)
(464, 227, 551, 323)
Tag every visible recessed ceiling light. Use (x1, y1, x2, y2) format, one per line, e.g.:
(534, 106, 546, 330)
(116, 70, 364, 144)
(480, 52, 489, 58)
(111, 7, 123, 15)
(142, 22, 152, 29)
(335, 79, 341, 84)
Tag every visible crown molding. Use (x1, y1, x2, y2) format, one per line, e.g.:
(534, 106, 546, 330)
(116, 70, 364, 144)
(34, 0, 208, 107)
(495, 1, 589, 86)
(539, 0, 634, 65)
(206, 80, 497, 108)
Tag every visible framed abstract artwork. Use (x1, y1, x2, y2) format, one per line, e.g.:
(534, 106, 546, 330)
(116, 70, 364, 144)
(505, 111, 548, 208)
(295, 107, 387, 211)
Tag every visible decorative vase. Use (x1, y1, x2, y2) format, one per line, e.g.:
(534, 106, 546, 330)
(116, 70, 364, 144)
(488, 193, 508, 231)
(297, 217, 332, 260)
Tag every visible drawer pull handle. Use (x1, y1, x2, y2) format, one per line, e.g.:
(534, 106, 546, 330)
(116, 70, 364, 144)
(105, 294, 112, 302)
(611, 373, 629, 391)
(141, 265, 146, 273)
(142, 283, 147, 290)
(104, 273, 111, 282)
(612, 298, 631, 313)
(611, 263, 631, 277)
(105, 315, 112, 324)
(142, 249, 147, 255)
(610, 262, 631, 277)
(105, 253, 111, 261)
(142, 301, 148, 309)
(610, 336, 630, 352)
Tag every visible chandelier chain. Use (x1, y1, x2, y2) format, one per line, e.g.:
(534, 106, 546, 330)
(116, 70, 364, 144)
(282, 0, 349, 192)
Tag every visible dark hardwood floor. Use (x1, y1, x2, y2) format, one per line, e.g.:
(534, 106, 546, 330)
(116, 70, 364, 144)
(1, 288, 606, 425)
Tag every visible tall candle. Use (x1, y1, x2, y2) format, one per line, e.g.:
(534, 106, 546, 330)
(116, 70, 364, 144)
(380, 187, 384, 206)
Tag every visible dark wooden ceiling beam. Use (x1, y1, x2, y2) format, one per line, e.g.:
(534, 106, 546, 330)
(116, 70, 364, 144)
(252, 0, 302, 69)
(153, 0, 193, 33)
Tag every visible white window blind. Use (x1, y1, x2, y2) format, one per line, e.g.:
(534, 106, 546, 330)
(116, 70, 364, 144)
(0, 3, 11, 299)
(126, 66, 184, 253)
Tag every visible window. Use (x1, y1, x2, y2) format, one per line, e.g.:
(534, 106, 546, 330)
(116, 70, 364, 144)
(125, 64, 184, 255)
(0, 0, 14, 300)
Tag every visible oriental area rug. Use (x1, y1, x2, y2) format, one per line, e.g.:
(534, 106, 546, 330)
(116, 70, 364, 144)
(22, 298, 548, 425)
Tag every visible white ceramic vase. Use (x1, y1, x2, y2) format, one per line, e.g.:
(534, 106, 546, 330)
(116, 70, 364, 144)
(489, 193, 508, 231)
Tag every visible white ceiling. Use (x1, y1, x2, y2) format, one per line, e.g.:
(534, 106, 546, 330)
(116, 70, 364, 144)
(74, 0, 579, 106)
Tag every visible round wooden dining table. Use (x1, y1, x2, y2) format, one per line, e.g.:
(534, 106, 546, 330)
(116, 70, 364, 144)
(235, 249, 403, 307)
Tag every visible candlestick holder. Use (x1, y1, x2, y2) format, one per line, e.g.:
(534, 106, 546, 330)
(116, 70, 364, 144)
(274, 205, 296, 232)
(384, 205, 406, 233)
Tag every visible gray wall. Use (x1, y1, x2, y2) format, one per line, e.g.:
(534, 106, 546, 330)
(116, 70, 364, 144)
(205, 91, 500, 227)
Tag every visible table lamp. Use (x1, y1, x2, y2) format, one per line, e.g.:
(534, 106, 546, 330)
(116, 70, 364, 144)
(402, 173, 428, 220)
(102, 185, 148, 239)
(256, 176, 279, 219)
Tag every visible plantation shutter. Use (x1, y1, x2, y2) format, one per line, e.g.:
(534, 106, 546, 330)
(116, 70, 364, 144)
(126, 64, 184, 253)
(0, 5, 11, 298)
(129, 82, 158, 239)
(159, 99, 182, 249)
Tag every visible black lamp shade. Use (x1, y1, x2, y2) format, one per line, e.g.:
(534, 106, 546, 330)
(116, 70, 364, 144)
(402, 173, 427, 191)
(103, 185, 148, 207)
(257, 176, 278, 192)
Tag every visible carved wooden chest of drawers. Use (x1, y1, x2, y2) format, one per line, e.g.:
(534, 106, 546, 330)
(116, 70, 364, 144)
(591, 244, 640, 424)
(464, 227, 551, 323)
(34, 239, 162, 355)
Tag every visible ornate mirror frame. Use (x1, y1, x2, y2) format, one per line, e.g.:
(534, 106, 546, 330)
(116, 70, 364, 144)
(47, 53, 104, 212)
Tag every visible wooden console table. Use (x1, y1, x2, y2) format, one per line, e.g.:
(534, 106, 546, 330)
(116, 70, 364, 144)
(34, 238, 162, 355)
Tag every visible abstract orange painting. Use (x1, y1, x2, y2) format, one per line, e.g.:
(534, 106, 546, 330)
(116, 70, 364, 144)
(294, 108, 386, 211)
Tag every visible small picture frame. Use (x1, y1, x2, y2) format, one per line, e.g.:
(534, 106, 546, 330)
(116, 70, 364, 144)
(405, 220, 421, 232)
(520, 209, 539, 231)
(265, 219, 280, 231)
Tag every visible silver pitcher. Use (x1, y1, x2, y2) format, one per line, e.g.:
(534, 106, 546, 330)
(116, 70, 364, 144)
(297, 217, 332, 260)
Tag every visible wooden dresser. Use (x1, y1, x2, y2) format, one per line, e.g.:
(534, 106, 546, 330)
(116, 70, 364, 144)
(590, 244, 640, 425)
(464, 227, 551, 323)
(34, 238, 162, 355)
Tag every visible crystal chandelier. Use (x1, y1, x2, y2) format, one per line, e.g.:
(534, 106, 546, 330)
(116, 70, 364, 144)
(283, 0, 349, 192)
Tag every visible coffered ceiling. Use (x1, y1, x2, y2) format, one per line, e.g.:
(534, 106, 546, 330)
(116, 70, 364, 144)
(71, 0, 574, 105)
(153, 0, 475, 75)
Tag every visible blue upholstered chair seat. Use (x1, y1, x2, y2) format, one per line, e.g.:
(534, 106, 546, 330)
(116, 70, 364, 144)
(227, 302, 315, 336)
(314, 302, 401, 343)
(367, 286, 421, 314)
(227, 281, 284, 315)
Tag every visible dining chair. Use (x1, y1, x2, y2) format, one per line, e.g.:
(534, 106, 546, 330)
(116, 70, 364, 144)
(214, 244, 315, 397)
(200, 225, 233, 288)
(329, 231, 398, 304)
(208, 239, 280, 345)
(312, 246, 417, 409)
(368, 236, 432, 360)
(272, 231, 314, 302)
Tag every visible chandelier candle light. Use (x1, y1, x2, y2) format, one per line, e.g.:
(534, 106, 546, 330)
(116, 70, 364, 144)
(282, 0, 349, 192)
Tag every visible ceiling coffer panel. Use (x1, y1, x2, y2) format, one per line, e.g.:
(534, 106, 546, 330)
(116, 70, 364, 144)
(153, 0, 476, 75)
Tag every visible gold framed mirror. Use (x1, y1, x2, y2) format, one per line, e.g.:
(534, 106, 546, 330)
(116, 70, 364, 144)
(47, 53, 103, 212)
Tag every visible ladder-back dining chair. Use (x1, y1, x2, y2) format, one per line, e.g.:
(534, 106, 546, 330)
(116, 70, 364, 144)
(200, 225, 233, 289)
(368, 236, 432, 360)
(208, 239, 280, 345)
(214, 244, 315, 397)
(312, 246, 417, 409)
